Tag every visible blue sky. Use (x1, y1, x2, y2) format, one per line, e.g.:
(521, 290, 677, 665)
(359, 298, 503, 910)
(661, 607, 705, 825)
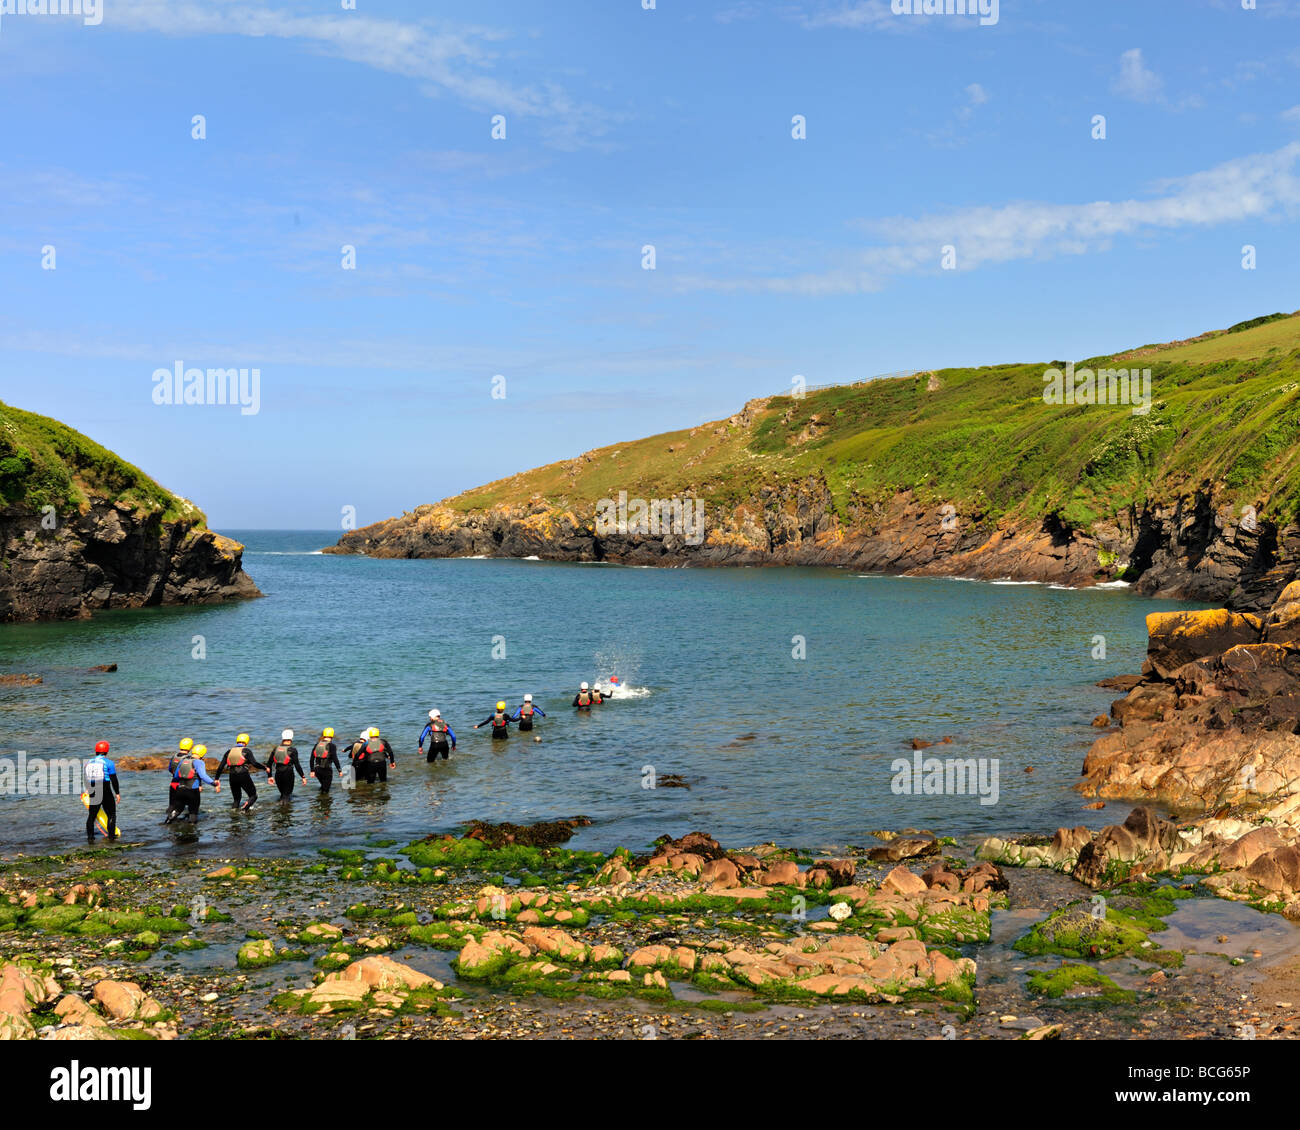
(2, 0, 1298, 529)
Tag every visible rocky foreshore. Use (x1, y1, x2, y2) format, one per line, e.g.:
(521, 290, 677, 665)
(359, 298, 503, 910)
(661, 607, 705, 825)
(0, 500, 260, 622)
(0, 815, 1294, 1042)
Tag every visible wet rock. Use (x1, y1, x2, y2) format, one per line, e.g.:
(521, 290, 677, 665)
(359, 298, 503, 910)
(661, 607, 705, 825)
(326, 956, 440, 992)
(92, 980, 161, 1021)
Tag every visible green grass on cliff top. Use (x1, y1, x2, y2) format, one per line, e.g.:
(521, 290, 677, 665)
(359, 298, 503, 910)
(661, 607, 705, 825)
(0, 400, 201, 523)
(447, 311, 1300, 533)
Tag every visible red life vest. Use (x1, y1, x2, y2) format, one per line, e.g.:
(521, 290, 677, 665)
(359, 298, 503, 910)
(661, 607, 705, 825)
(429, 720, 447, 735)
(273, 744, 294, 766)
(364, 739, 386, 759)
(491, 712, 507, 729)
(520, 704, 533, 719)
(577, 692, 591, 707)
(312, 740, 332, 763)
(174, 757, 196, 780)
(228, 747, 246, 768)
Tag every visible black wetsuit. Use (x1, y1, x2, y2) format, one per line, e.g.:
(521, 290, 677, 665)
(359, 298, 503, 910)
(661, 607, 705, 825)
(420, 722, 454, 762)
(572, 691, 595, 711)
(309, 739, 342, 792)
(478, 710, 512, 740)
(266, 742, 306, 799)
(214, 746, 264, 809)
(353, 738, 395, 783)
(84, 758, 119, 842)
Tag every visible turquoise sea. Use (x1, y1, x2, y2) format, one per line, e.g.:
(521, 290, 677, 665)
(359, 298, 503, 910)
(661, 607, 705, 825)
(0, 530, 1209, 858)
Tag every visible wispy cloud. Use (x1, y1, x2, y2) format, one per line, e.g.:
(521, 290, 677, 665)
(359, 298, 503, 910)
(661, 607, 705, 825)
(1112, 48, 1164, 102)
(107, 1, 613, 149)
(676, 142, 1300, 295)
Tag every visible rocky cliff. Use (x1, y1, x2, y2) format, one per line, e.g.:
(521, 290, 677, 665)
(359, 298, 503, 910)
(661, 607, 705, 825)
(0, 502, 259, 622)
(0, 400, 260, 622)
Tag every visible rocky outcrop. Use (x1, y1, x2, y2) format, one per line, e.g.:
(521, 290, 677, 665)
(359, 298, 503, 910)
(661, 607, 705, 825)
(0, 500, 260, 622)
(1080, 592, 1300, 812)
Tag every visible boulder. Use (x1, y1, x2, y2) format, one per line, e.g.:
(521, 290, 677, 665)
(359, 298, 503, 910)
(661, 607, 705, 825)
(92, 980, 161, 1021)
(327, 956, 439, 992)
(1144, 609, 1261, 679)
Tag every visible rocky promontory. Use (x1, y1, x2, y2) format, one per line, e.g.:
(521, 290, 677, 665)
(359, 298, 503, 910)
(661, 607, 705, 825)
(326, 313, 1300, 610)
(0, 400, 260, 621)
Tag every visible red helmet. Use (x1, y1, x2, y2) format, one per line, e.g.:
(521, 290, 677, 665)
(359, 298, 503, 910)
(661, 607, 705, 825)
(94, 740, 110, 754)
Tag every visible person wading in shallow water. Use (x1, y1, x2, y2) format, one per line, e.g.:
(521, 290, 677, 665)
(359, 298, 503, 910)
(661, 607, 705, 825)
(83, 740, 120, 843)
(309, 728, 343, 793)
(214, 733, 264, 811)
(512, 694, 545, 733)
(572, 682, 594, 710)
(475, 702, 513, 740)
(418, 710, 456, 762)
(266, 730, 307, 800)
(354, 727, 395, 783)
(165, 745, 218, 824)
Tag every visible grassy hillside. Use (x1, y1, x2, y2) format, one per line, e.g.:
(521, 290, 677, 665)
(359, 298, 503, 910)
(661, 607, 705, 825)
(0, 400, 201, 524)
(450, 310, 1300, 533)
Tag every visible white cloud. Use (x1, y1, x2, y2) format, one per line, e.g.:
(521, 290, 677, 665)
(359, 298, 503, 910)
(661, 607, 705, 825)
(1113, 48, 1164, 102)
(798, 1, 897, 31)
(676, 142, 1300, 295)
(1282, 105, 1300, 124)
(965, 82, 990, 106)
(106, 1, 611, 149)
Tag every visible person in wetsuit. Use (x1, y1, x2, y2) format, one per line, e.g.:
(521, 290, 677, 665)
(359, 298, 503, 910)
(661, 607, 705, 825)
(83, 740, 120, 843)
(591, 682, 610, 704)
(511, 694, 546, 732)
(266, 729, 307, 800)
(165, 744, 218, 824)
(213, 733, 264, 811)
(418, 710, 456, 762)
(353, 727, 395, 783)
(573, 682, 595, 710)
(309, 728, 343, 793)
(475, 701, 512, 740)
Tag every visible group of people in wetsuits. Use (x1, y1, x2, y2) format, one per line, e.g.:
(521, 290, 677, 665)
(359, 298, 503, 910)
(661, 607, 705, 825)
(78, 680, 620, 838)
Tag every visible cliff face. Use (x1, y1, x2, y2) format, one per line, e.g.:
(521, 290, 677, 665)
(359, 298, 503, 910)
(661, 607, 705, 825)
(0, 501, 260, 622)
(325, 481, 1299, 612)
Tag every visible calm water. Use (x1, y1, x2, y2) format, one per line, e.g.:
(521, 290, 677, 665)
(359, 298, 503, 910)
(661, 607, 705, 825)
(0, 531, 1208, 858)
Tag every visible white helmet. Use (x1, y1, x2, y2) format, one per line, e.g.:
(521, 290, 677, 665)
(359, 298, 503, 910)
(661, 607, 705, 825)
(359, 730, 369, 740)
(523, 694, 532, 703)
(429, 709, 441, 720)
(580, 681, 589, 691)
(593, 682, 603, 692)
(281, 729, 293, 741)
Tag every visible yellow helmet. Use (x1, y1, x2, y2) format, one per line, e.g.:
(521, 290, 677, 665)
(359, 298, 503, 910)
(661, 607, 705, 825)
(368, 727, 380, 739)
(236, 733, 250, 745)
(178, 737, 194, 752)
(322, 727, 335, 739)
(496, 701, 506, 711)
(193, 744, 208, 758)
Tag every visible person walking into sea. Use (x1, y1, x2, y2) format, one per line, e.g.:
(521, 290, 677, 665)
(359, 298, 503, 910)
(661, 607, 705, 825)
(511, 694, 545, 732)
(83, 740, 120, 843)
(213, 734, 263, 811)
(354, 727, 395, 783)
(475, 701, 513, 740)
(591, 682, 609, 704)
(309, 728, 343, 793)
(418, 710, 456, 762)
(165, 744, 218, 824)
(573, 682, 594, 710)
(266, 730, 308, 800)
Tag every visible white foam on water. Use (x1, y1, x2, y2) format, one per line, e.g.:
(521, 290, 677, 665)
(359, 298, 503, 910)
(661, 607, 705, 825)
(1091, 580, 1132, 589)
(247, 550, 325, 556)
(523, 555, 541, 561)
(989, 580, 1043, 586)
